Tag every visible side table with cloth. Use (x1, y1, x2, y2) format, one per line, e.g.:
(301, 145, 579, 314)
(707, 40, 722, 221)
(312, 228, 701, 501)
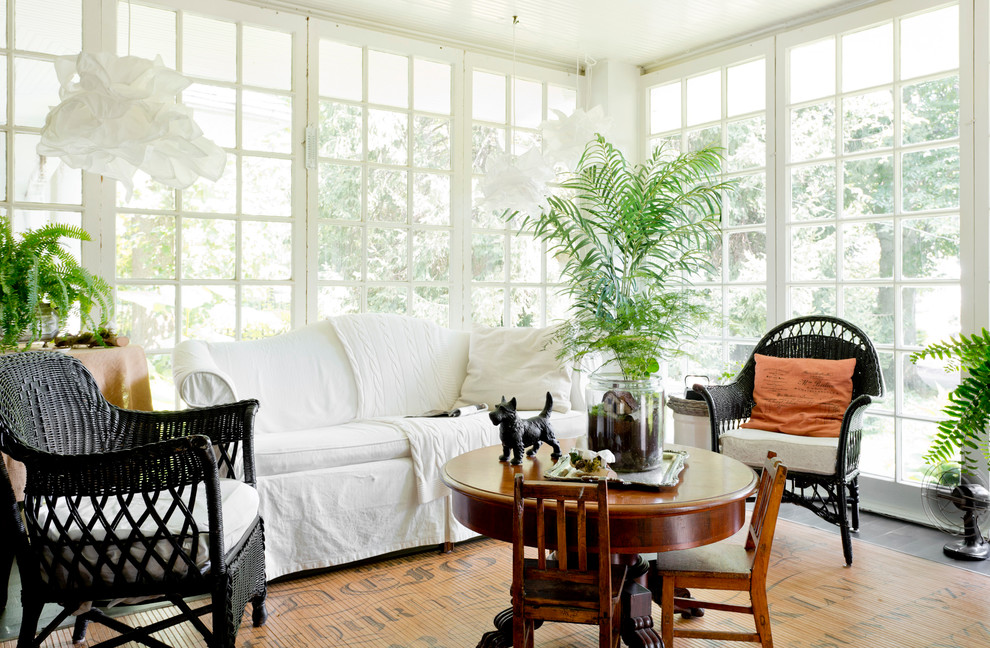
(0, 345, 153, 616)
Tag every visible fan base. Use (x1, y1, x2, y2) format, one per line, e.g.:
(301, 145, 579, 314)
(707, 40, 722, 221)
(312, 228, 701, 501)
(943, 537, 990, 561)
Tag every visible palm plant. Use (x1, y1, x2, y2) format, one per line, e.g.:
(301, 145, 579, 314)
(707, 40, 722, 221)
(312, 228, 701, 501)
(0, 215, 114, 351)
(510, 135, 730, 378)
(910, 329, 990, 472)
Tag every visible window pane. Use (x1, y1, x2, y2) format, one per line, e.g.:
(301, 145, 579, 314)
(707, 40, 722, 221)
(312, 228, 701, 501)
(414, 59, 451, 114)
(902, 147, 959, 212)
(242, 286, 291, 340)
(367, 227, 407, 281)
(185, 154, 236, 214)
(116, 214, 175, 279)
(242, 220, 292, 280)
(901, 419, 942, 484)
(318, 286, 361, 318)
(900, 6, 958, 80)
(14, 57, 58, 128)
(367, 286, 406, 314)
(841, 23, 892, 92)
(412, 230, 449, 281)
(320, 40, 362, 101)
(901, 76, 959, 145)
(901, 285, 959, 347)
(412, 172, 449, 225)
(686, 71, 720, 126)
(650, 82, 680, 133)
(471, 124, 505, 173)
(185, 84, 236, 149)
(510, 288, 539, 327)
(510, 234, 541, 283)
(790, 102, 834, 162)
(242, 91, 292, 153)
(242, 156, 292, 216)
(727, 231, 766, 282)
(319, 101, 363, 160)
(317, 224, 362, 281)
(790, 163, 836, 221)
(368, 50, 408, 108)
(117, 2, 175, 67)
(727, 287, 766, 338)
(860, 415, 895, 478)
(842, 90, 893, 153)
(790, 225, 835, 280)
(14, 133, 81, 204)
(687, 125, 720, 152)
(547, 85, 576, 116)
(513, 78, 542, 128)
(472, 286, 504, 327)
(182, 217, 235, 279)
(727, 173, 766, 226)
(413, 116, 451, 170)
(118, 171, 175, 211)
(902, 352, 954, 418)
(901, 215, 960, 280)
(183, 14, 236, 82)
(843, 286, 894, 345)
(842, 221, 893, 280)
(318, 163, 362, 220)
(117, 284, 175, 349)
(790, 39, 835, 103)
(368, 168, 407, 222)
(16, 0, 80, 55)
(727, 59, 764, 116)
(243, 26, 291, 91)
(727, 116, 765, 171)
(473, 71, 506, 123)
(843, 156, 893, 216)
(789, 286, 835, 317)
(413, 286, 448, 325)
(367, 109, 408, 165)
(183, 285, 235, 342)
(472, 233, 504, 281)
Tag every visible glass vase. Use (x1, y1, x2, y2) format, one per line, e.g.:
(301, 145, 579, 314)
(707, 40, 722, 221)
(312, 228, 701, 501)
(586, 372, 665, 472)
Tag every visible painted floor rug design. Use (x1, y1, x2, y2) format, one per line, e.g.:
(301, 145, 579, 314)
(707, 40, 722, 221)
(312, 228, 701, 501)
(4, 518, 990, 647)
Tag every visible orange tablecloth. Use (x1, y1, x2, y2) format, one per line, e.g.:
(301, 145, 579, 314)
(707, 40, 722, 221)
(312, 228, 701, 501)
(2, 345, 153, 500)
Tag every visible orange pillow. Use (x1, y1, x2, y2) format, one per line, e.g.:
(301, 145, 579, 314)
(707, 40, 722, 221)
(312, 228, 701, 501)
(740, 354, 856, 438)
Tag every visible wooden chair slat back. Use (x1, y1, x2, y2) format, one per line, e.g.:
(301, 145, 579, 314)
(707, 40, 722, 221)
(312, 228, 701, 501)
(746, 452, 788, 574)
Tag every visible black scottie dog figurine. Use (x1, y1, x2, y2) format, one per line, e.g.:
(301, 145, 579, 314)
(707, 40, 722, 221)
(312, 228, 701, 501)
(491, 392, 562, 465)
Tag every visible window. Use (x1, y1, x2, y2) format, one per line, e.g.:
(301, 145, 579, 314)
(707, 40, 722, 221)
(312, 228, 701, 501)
(2, 0, 85, 264)
(468, 58, 577, 327)
(114, 1, 304, 407)
(782, 4, 962, 485)
(643, 45, 772, 383)
(315, 34, 457, 325)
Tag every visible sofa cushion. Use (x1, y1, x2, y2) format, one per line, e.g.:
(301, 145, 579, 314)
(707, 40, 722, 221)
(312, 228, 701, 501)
(253, 420, 412, 476)
(457, 325, 572, 412)
(719, 427, 837, 475)
(177, 321, 359, 434)
(38, 478, 259, 589)
(330, 314, 470, 418)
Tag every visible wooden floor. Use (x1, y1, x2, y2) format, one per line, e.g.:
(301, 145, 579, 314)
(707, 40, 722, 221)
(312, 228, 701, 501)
(4, 516, 990, 647)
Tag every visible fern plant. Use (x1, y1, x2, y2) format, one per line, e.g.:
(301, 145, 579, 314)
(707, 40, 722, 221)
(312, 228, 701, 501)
(910, 329, 990, 471)
(0, 215, 114, 351)
(508, 136, 730, 378)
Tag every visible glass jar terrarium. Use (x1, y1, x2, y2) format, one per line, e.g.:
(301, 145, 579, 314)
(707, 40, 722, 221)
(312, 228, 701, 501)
(586, 372, 665, 472)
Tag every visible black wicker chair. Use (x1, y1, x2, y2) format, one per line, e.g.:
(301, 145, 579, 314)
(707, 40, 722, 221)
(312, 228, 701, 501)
(692, 316, 885, 566)
(0, 351, 268, 648)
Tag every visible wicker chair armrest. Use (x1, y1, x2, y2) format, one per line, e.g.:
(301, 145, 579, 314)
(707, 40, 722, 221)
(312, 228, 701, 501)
(20, 435, 220, 498)
(835, 394, 875, 476)
(114, 400, 260, 485)
(693, 382, 753, 451)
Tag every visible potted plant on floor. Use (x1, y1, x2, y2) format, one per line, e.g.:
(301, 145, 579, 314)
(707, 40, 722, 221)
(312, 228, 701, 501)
(0, 215, 114, 351)
(505, 136, 729, 471)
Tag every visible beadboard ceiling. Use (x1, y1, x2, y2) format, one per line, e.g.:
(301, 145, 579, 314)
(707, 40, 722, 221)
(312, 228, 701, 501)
(243, 0, 881, 69)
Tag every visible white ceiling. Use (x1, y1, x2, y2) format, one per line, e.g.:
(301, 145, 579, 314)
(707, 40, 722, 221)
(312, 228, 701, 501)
(245, 0, 881, 69)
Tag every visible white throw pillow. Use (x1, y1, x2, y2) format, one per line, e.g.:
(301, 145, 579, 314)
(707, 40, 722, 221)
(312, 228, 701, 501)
(458, 326, 572, 412)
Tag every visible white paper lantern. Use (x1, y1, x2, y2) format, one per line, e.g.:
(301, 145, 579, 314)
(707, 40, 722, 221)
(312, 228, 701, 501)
(478, 148, 556, 218)
(37, 52, 226, 198)
(540, 105, 613, 169)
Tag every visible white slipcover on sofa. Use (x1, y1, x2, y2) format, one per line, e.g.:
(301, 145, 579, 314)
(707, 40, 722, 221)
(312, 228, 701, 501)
(173, 313, 585, 579)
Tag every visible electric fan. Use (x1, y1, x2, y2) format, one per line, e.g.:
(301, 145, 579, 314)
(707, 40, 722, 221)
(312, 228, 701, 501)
(921, 463, 990, 561)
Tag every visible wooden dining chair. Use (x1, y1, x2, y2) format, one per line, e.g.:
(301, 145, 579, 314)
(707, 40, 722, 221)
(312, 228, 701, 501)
(512, 474, 627, 648)
(650, 451, 788, 648)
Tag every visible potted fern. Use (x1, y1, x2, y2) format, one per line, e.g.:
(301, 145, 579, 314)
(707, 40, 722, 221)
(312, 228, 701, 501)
(507, 136, 729, 471)
(910, 329, 990, 473)
(0, 215, 114, 351)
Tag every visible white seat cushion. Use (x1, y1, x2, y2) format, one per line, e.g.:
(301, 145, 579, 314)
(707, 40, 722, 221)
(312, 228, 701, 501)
(253, 420, 411, 476)
(719, 427, 838, 475)
(38, 478, 260, 591)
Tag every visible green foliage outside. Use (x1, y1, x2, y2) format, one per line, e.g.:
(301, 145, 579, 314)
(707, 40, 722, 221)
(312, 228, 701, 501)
(0, 215, 113, 351)
(910, 329, 990, 473)
(505, 136, 731, 378)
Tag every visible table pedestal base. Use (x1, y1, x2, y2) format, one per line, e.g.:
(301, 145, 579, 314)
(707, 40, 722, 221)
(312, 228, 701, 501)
(475, 555, 663, 648)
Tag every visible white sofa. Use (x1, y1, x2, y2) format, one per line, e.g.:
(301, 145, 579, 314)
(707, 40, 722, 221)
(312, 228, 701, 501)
(172, 313, 586, 579)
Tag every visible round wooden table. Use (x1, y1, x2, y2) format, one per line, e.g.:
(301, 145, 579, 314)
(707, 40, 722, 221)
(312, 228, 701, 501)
(442, 442, 757, 648)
